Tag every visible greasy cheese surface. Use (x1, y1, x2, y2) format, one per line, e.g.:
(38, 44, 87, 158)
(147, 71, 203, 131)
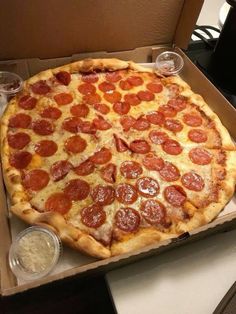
(5, 68, 231, 244)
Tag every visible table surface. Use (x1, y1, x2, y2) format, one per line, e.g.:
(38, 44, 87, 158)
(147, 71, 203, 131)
(107, 229, 236, 314)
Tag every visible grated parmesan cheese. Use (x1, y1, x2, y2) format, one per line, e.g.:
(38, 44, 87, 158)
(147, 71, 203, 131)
(17, 231, 56, 273)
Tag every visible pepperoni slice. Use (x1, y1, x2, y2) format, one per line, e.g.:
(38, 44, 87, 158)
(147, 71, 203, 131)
(141, 200, 166, 225)
(40, 107, 62, 120)
(164, 185, 187, 207)
(31, 80, 51, 95)
(62, 117, 82, 133)
(83, 93, 102, 105)
(188, 129, 207, 143)
(35, 140, 58, 157)
(124, 94, 141, 106)
(81, 73, 98, 83)
(64, 179, 90, 201)
(149, 130, 169, 144)
(45, 192, 72, 214)
(81, 204, 106, 228)
(133, 117, 150, 131)
(146, 111, 165, 125)
(119, 80, 132, 91)
(164, 119, 183, 132)
(90, 148, 112, 164)
(74, 160, 95, 176)
(9, 151, 32, 169)
(120, 115, 136, 131)
(9, 113, 32, 129)
(136, 177, 159, 197)
(130, 140, 150, 154)
(120, 161, 143, 179)
(50, 160, 72, 181)
(116, 184, 138, 204)
(183, 113, 202, 127)
(70, 104, 89, 117)
(189, 148, 212, 165)
(167, 96, 187, 112)
(143, 153, 164, 171)
(93, 115, 111, 130)
(181, 172, 205, 191)
(22, 169, 49, 191)
(159, 105, 177, 118)
(32, 119, 54, 135)
(8, 132, 30, 149)
(115, 208, 140, 232)
(159, 162, 180, 182)
(146, 82, 163, 93)
(78, 83, 96, 95)
(127, 76, 143, 86)
(105, 72, 122, 83)
(162, 139, 182, 155)
(65, 135, 87, 154)
(114, 134, 129, 152)
(100, 163, 116, 183)
(79, 120, 96, 134)
(19, 95, 37, 110)
(55, 71, 71, 86)
(104, 91, 121, 103)
(91, 185, 115, 205)
(93, 103, 110, 114)
(137, 90, 155, 101)
(54, 93, 73, 106)
(98, 81, 115, 93)
(113, 102, 130, 115)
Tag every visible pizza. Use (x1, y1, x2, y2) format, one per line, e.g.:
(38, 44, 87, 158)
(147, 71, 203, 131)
(1, 58, 236, 259)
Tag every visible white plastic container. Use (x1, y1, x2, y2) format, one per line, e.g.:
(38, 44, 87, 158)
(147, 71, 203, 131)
(9, 226, 62, 281)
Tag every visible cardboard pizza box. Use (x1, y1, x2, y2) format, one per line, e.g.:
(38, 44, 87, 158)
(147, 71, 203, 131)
(1, 0, 236, 297)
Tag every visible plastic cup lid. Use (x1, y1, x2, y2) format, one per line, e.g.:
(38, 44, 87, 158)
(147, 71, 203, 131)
(0, 71, 23, 95)
(155, 51, 184, 76)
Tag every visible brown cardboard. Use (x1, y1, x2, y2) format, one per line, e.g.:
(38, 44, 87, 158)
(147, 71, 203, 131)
(0, 0, 203, 60)
(3, 0, 236, 298)
(2, 53, 236, 296)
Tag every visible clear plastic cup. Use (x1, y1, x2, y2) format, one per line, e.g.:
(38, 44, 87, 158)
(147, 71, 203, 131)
(9, 226, 62, 281)
(0, 71, 23, 115)
(155, 51, 184, 76)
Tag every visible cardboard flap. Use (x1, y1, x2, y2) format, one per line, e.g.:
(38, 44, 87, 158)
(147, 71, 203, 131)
(0, 0, 203, 60)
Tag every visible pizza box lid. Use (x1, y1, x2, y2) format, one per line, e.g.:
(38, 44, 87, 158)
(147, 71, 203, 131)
(0, 0, 203, 60)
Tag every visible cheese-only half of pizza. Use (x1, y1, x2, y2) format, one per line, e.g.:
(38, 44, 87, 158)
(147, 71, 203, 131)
(1, 58, 236, 258)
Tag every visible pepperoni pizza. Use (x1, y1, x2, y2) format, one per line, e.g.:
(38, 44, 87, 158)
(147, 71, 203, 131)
(1, 58, 236, 258)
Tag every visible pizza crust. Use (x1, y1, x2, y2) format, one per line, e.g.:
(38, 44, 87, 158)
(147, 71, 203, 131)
(25, 58, 153, 86)
(111, 227, 174, 256)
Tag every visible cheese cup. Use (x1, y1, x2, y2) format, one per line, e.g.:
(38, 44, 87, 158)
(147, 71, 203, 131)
(9, 226, 62, 281)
